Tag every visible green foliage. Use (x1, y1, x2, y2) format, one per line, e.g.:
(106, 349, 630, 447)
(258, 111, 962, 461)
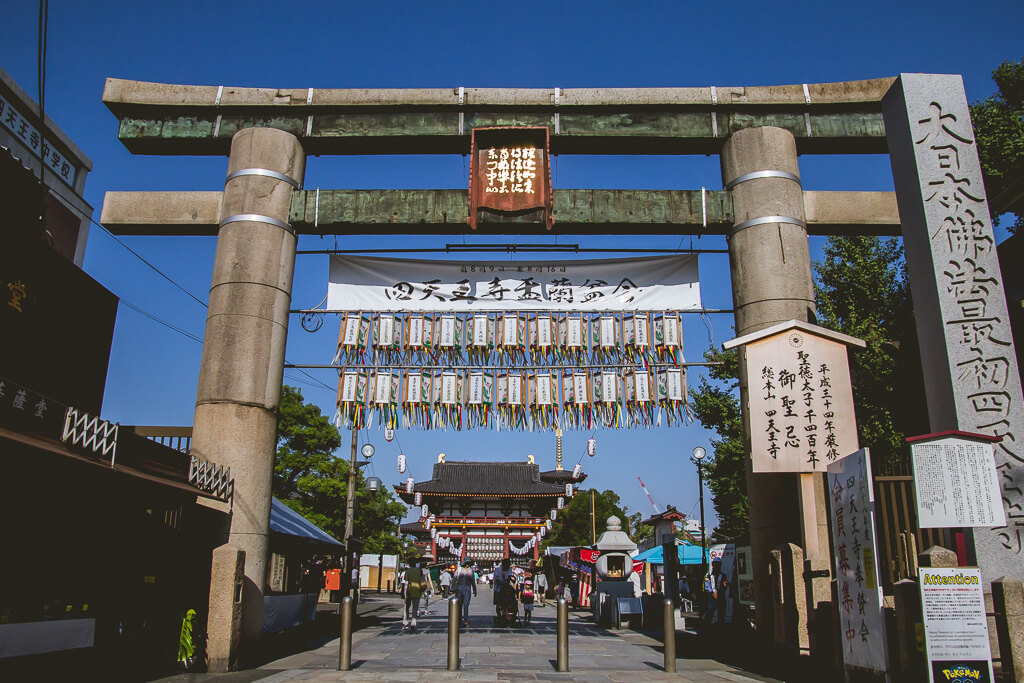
(690, 235, 918, 539)
(177, 609, 196, 664)
(689, 346, 748, 541)
(814, 236, 915, 468)
(971, 58, 1024, 233)
(274, 386, 406, 553)
(543, 488, 630, 549)
(628, 511, 653, 543)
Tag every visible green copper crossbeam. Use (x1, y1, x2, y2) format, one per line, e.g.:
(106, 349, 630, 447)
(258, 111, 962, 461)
(103, 78, 895, 156)
(100, 189, 900, 236)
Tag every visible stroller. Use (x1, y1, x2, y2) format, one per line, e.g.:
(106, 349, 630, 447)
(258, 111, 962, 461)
(494, 573, 521, 627)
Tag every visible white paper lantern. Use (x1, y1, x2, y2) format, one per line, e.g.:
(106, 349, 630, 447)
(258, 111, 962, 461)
(421, 504, 429, 517)
(414, 492, 422, 506)
(398, 453, 407, 474)
(425, 517, 432, 530)
(587, 438, 596, 456)
(572, 463, 583, 479)
(545, 519, 552, 530)
(550, 509, 557, 520)
(557, 497, 564, 509)
(540, 527, 547, 537)
(405, 477, 414, 494)
(385, 427, 395, 442)
(565, 483, 573, 497)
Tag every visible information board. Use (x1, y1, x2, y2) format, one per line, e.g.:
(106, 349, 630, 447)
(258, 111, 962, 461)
(911, 436, 1006, 529)
(745, 328, 859, 473)
(919, 567, 994, 683)
(827, 448, 888, 674)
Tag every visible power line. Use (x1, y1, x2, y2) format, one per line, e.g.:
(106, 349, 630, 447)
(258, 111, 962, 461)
(119, 299, 204, 343)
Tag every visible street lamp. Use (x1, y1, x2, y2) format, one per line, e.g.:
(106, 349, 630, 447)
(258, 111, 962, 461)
(692, 446, 707, 585)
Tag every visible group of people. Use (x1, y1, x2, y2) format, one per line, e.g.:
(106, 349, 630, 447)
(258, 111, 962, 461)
(673, 559, 730, 627)
(397, 558, 479, 631)
(398, 557, 555, 630)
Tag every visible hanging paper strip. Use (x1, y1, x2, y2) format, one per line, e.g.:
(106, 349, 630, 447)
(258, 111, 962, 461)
(336, 369, 369, 429)
(368, 370, 400, 430)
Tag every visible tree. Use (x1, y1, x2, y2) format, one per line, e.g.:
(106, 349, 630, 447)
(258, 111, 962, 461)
(628, 511, 653, 545)
(688, 346, 748, 541)
(689, 235, 927, 538)
(274, 386, 406, 553)
(543, 488, 631, 549)
(814, 236, 916, 464)
(971, 58, 1024, 234)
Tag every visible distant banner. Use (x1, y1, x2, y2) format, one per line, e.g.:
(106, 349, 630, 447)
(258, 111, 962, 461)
(327, 255, 701, 312)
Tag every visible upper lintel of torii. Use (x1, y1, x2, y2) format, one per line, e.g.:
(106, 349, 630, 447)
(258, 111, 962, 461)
(101, 76, 897, 156)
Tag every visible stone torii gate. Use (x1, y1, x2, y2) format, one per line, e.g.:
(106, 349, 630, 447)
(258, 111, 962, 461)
(101, 74, 1023, 669)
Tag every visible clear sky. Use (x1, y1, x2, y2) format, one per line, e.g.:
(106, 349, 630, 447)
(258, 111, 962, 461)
(2, 0, 1021, 531)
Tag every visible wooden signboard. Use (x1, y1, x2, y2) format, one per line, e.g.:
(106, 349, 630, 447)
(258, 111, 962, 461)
(724, 320, 865, 473)
(468, 127, 552, 230)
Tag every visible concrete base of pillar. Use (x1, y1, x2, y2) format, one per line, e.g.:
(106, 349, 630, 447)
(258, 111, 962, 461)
(206, 544, 245, 673)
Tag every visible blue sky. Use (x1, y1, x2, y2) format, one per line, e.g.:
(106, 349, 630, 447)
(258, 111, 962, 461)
(2, 0, 1021, 530)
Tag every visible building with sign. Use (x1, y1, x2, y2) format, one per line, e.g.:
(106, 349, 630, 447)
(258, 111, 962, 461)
(396, 455, 583, 567)
(0, 67, 236, 677)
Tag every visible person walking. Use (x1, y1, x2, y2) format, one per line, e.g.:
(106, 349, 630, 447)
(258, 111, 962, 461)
(702, 560, 728, 627)
(534, 571, 548, 607)
(520, 579, 536, 624)
(492, 558, 511, 619)
(454, 560, 477, 627)
(402, 559, 427, 632)
(440, 568, 452, 598)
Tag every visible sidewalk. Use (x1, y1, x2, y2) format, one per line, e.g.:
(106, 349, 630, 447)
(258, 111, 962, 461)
(235, 588, 781, 682)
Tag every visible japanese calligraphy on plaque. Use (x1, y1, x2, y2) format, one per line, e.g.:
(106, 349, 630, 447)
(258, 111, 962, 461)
(827, 449, 889, 674)
(724, 321, 864, 473)
(909, 432, 1006, 529)
(468, 127, 552, 230)
(884, 74, 1024, 571)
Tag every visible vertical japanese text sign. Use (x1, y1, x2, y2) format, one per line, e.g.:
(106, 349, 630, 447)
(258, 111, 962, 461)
(468, 127, 553, 230)
(827, 448, 889, 675)
(883, 74, 1024, 575)
(723, 321, 865, 473)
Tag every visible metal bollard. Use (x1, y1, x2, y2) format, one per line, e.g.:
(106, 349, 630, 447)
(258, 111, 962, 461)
(663, 598, 676, 673)
(556, 598, 569, 672)
(447, 595, 461, 671)
(338, 595, 354, 671)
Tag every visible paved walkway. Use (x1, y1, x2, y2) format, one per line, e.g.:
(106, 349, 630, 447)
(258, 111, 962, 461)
(238, 588, 782, 682)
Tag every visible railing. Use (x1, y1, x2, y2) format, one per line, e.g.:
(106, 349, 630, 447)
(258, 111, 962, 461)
(62, 407, 119, 465)
(131, 425, 192, 454)
(189, 455, 233, 501)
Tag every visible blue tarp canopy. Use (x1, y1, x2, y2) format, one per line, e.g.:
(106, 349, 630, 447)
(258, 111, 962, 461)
(632, 542, 708, 566)
(270, 497, 343, 547)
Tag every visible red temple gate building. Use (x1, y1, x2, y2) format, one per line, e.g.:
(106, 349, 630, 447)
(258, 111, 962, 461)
(397, 454, 586, 567)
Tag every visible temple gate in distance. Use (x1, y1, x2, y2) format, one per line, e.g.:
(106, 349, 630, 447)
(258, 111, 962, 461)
(100, 74, 1023, 670)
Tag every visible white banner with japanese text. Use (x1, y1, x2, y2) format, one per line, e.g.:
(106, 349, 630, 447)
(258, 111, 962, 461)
(828, 448, 888, 674)
(327, 254, 701, 312)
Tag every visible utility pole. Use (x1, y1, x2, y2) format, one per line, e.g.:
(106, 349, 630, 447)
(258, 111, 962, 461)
(343, 429, 358, 598)
(590, 489, 596, 545)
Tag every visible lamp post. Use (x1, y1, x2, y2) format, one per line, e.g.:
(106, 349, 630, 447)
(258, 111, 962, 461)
(692, 446, 707, 584)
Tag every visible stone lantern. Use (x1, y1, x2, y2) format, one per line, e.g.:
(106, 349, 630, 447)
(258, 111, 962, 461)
(592, 516, 638, 626)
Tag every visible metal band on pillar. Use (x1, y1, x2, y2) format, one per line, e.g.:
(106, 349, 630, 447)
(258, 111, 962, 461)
(731, 215, 807, 233)
(724, 170, 801, 190)
(225, 168, 302, 189)
(219, 213, 293, 232)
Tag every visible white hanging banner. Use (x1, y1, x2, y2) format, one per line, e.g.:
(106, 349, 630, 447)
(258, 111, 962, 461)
(328, 254, 702, 312)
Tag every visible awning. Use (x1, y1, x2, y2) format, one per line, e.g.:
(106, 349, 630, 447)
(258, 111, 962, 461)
(632, 542, 708, 566)
(270, 498, 343, 547)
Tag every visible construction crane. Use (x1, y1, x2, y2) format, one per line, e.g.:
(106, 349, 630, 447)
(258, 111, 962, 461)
(637, 476, 661, 514)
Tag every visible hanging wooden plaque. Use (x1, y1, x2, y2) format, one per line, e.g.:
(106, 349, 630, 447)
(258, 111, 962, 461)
(468, 127, 553, 230)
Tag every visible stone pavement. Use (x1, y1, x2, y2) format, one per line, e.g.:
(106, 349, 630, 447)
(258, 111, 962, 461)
(237, 588, 782, 682)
